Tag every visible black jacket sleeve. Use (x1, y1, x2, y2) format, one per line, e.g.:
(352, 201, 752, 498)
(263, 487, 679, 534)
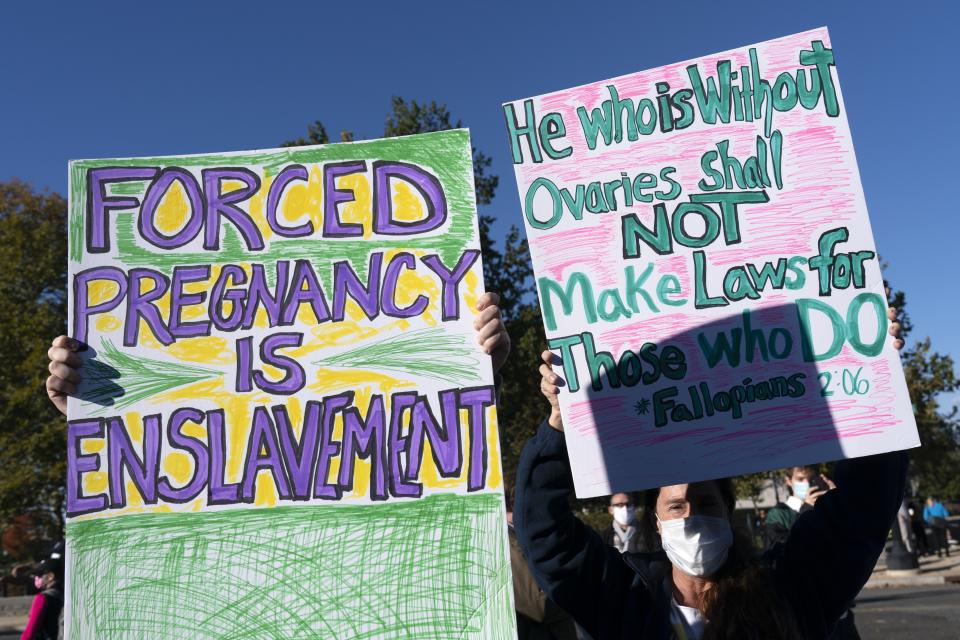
(513, 421, 642, 637)
(763, 520, 791, 553)
(770, 450, 908, 637)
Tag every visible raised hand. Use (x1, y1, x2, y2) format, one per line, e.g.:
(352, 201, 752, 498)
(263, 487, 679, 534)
(47, 335, 83, 416)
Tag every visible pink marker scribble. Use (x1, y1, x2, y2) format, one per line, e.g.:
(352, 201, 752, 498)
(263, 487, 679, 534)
(514, 27, 917, 493)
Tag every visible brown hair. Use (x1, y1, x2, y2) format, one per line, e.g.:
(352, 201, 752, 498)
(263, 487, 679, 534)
(701, 564, 803, 640)
(642, 479, 803, 638)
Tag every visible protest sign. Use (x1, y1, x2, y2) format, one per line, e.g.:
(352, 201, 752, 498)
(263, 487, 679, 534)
(504, 27, 920, 498)
(65, 130, 515, 638)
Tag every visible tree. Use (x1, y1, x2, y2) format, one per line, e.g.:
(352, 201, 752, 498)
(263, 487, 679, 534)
(0, 180, 68, 555)
(285, 98, 548, 474)
(888, 285, 960, 499)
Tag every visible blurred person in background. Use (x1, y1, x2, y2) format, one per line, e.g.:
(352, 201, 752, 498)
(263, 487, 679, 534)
(923, 496, 951, 558)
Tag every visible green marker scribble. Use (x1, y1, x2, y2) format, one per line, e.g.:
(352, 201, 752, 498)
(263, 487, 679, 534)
(67, 493, 514, 639)
(82, 338, 222, 412)
(108, 180, 147, 196)
(67, 131, 476, 269)
(314, 328, 480, 386)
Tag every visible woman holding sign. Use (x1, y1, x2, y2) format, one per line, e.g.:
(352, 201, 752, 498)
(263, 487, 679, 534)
(517, 309, 905, 639)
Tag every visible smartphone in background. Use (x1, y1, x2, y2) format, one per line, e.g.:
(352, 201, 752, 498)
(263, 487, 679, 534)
(810, 475, 830, 494)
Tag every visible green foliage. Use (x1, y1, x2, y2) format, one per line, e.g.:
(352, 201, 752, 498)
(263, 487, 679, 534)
(732, 471, 773, 506)
(576, 506, 614, 534)
(901, 340, 960, 498)
(881, 283, 960, 498)
(281, 120, 330, 147)
(0, 180, 68, 545)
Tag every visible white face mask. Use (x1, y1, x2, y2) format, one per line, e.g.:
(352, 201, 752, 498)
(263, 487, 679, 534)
(792, 480, 810, 500)
(658, 515, 733, 577)
(612, 505, 635, 526)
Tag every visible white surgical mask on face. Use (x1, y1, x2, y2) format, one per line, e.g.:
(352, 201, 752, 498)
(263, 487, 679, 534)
(658, 515, 733, 577)
(612, 505, 635, 526)
(792, 480, 810, 500)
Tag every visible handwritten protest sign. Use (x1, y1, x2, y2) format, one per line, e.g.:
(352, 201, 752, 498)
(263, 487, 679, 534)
(504, 28, 920, 497)
(65, 130, 515, 638)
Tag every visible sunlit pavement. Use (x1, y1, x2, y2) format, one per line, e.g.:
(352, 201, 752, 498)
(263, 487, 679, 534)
(2, 583, 959, 638)
(855, 584, 960, 639)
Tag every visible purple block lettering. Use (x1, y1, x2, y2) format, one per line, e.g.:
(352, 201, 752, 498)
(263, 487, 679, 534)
(282, 259, 331, 325)
(107, 414, 160, 508)
(158, 408, 209, 503)
(274, 402, 322, 500)
(203, 168, 265, 251)
(388, 392, 423, 498)
(314, 393, 348, 499)
(241, 262, 288, 329)
(139, 168, 204, 249)
(87, 167, 158, 253)
(241, 407, 293, 501)
(332, 253, 382, 321)
(381, 252, 428, 318)
(267, 164, 312, 237)
(73, 266, 128, 344)
(169, 265, 212, 339)
(372, 161, 447, 235)
(322, 161, 366, 237)
(208, 410, 240, 504)
(406, 395, 461, 480)
(211, 265, 247, 332)
(459, 386, 495, 491)
(124, 269, 173, 346)
(339, 395, 387, 501)
(252, 332, 305, 395)
(66, 419, 107, 517)
(421, 250, 481, 320)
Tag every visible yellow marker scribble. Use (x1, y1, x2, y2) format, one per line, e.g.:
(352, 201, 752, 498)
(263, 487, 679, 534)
(95, 315, 122, 333)
(87, 280, 120, 306)
(154, 178, 191, 236)
(281, 166, 324, 234)
(463, 268, 481, 316)
(83, 471, 108, 497)
(337, 173, 372, 238)
(391, 180, 426, 223)
(72, 157, 507, 520)
(247, 174, 273, 243)
(163, 451, 194, 486)
(168, 336, 234, 365)
(485, 407, 503, 490)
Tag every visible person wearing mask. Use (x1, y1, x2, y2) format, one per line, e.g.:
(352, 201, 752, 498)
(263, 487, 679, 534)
(21, 555, 63, 640)
(602, 493, 648, 554)
(923, 496, 951, 558)
(515, 310, 905, 639)
(766, 467, 861, 639)
(763, 466, 834, 552)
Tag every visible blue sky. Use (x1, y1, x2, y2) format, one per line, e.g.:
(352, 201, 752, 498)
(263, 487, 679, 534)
(2, 1, 957, 409)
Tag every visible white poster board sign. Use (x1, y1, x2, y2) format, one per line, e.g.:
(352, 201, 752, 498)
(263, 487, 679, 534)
(505, 28, 919, 497)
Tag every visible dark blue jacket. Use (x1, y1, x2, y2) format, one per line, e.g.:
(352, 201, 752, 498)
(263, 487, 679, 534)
(514, 422, 908, 639)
